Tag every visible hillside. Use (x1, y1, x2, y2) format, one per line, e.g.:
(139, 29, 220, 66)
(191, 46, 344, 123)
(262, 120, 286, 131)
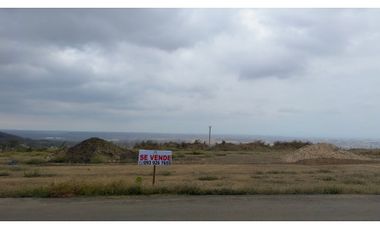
(0, 131, 26, 144)
(64, 137, 136, 163)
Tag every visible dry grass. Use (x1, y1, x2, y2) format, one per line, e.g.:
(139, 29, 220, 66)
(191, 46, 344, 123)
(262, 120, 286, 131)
(1, 163, 380, 197)
(1, 148, 380, 197)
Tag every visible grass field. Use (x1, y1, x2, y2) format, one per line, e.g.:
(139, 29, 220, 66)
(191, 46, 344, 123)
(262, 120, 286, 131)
(1, 148, 380, 197)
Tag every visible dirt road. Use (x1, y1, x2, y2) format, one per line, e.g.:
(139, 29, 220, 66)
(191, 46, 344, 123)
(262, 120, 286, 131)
(1, 195, 380, 220)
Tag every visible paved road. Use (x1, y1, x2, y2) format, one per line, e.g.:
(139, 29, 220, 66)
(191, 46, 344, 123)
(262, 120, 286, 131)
(1, 195, 380, 220)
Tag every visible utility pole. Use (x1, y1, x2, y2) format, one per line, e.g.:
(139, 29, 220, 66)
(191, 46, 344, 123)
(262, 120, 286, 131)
(208, 125, 212, 146)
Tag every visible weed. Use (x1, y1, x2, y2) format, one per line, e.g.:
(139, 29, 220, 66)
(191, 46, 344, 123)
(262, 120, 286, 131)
(0, 172, 10, 177)
(272, 141, 311, 149)
(322, 186, 343, 194)
(174, 153, 185, 158)
(25, 158, 46, 165)
(23, 169, 55, 178)
(160, 171, 172, 176)
(135, 177, 143, 185)
(24, 170, 42, 178)
(319, 176, 336, 181)
(251, 175, 263, 179)
(266, 170, 297, 175)
(265, 179, 288, 184)
(198, 176, 218, 181)
(48, 156, 66, 163)
(90, 154, 108, 164)
(316, 169, 333, 173)
(343, 179, 366, 185)
(8, 166, 24, 171)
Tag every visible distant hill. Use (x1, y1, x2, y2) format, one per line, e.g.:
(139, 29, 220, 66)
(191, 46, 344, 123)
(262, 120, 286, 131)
(64, 137, 136, 163)
(0, 131, 26, 144)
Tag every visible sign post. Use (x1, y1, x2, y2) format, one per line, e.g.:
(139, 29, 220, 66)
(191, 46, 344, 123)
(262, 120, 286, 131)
(152, 165, 156, 185)
(138, 149, 172, 185)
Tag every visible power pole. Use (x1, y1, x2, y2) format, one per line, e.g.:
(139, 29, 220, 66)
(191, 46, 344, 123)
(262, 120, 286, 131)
(208, 125, 212, 146)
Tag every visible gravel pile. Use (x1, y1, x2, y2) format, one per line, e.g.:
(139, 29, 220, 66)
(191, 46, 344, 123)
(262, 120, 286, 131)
(284, 143, 369, 163)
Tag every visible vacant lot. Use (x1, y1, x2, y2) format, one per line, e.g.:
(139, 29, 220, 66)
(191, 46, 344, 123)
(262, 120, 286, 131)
(1, 148, 380, 197)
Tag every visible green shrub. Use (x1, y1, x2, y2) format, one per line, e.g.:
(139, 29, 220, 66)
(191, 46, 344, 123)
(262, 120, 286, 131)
(90, 154, 108, 164)
(135, 177, 143, 185)
(272, 140, 311, 149)
(48, 155, 66, 163)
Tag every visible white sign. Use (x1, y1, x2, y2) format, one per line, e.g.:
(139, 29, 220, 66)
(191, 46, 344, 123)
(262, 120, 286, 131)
(138, 150, 172, 166)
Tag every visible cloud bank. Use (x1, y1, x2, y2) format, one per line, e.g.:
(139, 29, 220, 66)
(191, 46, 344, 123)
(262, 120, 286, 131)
(1, 9, 380, 138)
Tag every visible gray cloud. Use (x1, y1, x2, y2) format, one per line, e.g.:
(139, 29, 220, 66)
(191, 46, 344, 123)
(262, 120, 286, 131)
(0, 9, 234, 50)
(1, 9, 380, 138)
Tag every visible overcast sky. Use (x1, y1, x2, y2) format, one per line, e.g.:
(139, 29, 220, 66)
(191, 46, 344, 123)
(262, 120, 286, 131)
(1, 9, 380, 138)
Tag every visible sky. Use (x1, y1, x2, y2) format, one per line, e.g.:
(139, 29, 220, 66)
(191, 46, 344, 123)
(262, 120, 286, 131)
(1, 9, 380, 138)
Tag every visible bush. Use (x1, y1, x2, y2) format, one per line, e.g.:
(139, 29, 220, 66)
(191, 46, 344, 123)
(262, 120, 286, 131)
(90, 154, 108, 163)
(135, 177, 143, 185)
(272, 140, 311, 149)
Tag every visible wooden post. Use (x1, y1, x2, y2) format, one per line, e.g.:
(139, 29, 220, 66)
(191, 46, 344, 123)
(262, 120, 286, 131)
(152, 164, 156, 185)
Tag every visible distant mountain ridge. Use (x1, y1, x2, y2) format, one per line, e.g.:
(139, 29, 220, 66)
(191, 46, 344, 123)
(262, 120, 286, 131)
(3, 129, 380, 149)
(0, 131, 66, 150)
(0, 131, 26, 144)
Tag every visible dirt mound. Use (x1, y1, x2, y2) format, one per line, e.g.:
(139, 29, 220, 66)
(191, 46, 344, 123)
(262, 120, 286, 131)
(283, 143, 370, 164)
(64, 137, 135, 163)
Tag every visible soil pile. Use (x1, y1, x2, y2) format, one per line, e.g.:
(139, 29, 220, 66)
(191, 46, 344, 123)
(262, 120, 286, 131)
(64, 137, 135, 163)
(283, 143, 370, 164)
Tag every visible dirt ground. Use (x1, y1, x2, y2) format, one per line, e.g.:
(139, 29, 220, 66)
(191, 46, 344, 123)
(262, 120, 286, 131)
(1, 195, 380, 220)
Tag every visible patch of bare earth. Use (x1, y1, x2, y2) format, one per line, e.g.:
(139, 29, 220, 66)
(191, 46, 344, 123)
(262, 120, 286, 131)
(284, 143, 371, 164)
